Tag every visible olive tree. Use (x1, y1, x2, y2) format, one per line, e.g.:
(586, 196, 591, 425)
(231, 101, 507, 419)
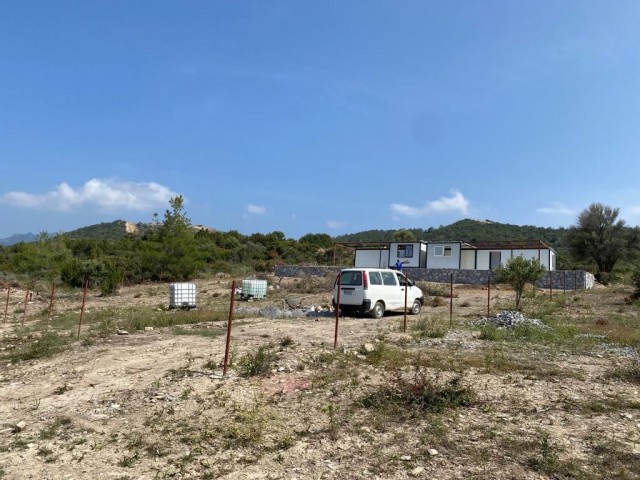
(495, 256, 545, 311)
(567, 203, 629, 283)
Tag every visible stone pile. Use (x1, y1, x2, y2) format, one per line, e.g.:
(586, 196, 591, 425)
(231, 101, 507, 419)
(476, 310, 547, 329)
(235, 306, 334, 319)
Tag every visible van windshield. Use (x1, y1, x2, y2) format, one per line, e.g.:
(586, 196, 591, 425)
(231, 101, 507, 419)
(340, 271, 363, 286)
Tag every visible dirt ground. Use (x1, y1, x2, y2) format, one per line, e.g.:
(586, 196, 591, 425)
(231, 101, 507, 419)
(0, 276, 638, 479)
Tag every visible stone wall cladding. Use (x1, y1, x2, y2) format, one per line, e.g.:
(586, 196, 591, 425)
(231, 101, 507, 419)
(274, 266, 594, 290)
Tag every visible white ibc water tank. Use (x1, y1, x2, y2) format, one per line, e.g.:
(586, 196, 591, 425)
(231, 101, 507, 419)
(241, 279, 267, 299)
(169, 283, 197, 309)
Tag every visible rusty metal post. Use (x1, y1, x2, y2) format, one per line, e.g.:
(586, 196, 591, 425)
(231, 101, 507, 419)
(223, 280, 237, 376)
(334, 274, 341, 349)
(403, 271, 408, 333)
(563, 270, 566, 295)
(77, 278, 88, 338)
(574, 270, 577, 292)
(449, 273, 453, 328)
(487, 274, 491, 317)
(47, 282, 56, 326)
(22, 285, 30, 327)
(4, 285, 9, 323)
(549, 272, 553, 300)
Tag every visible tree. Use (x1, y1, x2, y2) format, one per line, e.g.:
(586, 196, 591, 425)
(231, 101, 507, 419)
(495, 256, 545, 311)
(393, 229, 417, 242)
(155, 196, 202, 280)
(567, 203, 629, 283)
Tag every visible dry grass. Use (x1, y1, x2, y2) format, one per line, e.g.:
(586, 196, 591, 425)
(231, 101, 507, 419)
(0, 277, 638, 479)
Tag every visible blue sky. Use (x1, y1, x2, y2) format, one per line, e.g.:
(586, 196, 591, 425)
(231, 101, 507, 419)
(2, 1, 640, 239)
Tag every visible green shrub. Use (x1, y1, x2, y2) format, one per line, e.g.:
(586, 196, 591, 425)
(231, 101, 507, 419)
(7, 331, 70, 362)
(238, 345, 277, 377)
(360, 367, 475, 413)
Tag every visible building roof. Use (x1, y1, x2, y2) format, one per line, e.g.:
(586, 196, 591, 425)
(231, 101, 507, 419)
(461, 239, 554, 251)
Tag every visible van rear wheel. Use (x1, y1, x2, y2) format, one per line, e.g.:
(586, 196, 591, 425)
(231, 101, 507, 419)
(371, 301, 385, 319)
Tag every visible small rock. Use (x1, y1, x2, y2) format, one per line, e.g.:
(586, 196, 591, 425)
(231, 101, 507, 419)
(144, 327, 154, 332)
(411, 466, 425, 476)
(428, 448, 439, 456)
(400, 455, 412, 461)
(12, 421, 26, 433)
(116, 329, 129, 335)
(363, 343, 375, 353)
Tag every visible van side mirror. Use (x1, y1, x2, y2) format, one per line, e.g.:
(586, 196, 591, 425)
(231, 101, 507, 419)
(408, 280, 414, 287)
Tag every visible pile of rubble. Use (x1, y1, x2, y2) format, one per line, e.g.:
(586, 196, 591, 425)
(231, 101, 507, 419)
(475, 310, 547, 329)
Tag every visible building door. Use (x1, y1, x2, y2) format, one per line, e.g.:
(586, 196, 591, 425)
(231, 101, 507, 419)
(489, 252, 501, 270)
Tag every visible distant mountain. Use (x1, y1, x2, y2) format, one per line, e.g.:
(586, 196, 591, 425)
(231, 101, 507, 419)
(0, 232, 37, 246)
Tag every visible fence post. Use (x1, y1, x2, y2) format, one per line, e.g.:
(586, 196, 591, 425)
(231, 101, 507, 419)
(22, 285, 30, 327)
(403, 271, 409, 333)
(77, 278, 88, 338)
(4, 285, 9, 323)
(549, 272, 553, 300)
(47, 282, 56, 327)
(487, 274, 491, 317)
(223, 280, 237, 376)
(334, 274, 341, 349)
(449, 273, 453, 328)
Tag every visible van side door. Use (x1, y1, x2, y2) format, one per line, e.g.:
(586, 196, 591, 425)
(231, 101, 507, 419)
(380, 270, 402, 309)
(395, 272, 415, 307)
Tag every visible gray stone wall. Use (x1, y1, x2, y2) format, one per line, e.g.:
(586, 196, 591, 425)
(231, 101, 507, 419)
(274, 265, 595, 290)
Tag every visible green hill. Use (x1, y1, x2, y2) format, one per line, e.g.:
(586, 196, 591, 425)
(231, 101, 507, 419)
(64, 220, 148, 240)
(334, 219, 567, 245)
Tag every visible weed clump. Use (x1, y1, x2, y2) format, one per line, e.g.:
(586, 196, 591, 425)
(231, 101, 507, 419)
(608, 359, 640, 384)
(7, 331, 70, 362)
(412, 318, 447, 339)
(238, 344, 277, 377)
(360, 367, 475, 414)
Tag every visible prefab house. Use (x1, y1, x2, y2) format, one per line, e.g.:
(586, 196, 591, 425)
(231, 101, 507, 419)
(352, 239, 556, 271)
(463, 240, 556, 270)
(354, 248, 390, 268)
(425, 242, 463, 269)
(389, 242, 427, 268)
(353, 241, 427, 268)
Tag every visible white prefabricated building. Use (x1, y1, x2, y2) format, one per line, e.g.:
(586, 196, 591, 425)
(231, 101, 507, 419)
(352, 240, 556, 271)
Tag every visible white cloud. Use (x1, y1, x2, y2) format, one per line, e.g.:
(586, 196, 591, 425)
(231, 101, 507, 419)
(0, 178, 177, 212)
(246, 204, 266, 215)
(623, 205, 640, 220)
(326, 220, 346, 229)
(536, 203, 575, 216)
(391, 191, 469, 217)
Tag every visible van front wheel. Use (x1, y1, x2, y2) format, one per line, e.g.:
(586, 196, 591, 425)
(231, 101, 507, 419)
(410, 299, 422, 315)
(371, 301, 385, 319)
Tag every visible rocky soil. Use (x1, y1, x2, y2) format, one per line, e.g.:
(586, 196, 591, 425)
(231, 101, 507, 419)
(0, 276, 638, 479)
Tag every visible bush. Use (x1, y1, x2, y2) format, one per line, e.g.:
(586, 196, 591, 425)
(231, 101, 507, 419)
(360, 367, 475, 413)
(238, 345, 277, 377)
(631, 263, 640, 299)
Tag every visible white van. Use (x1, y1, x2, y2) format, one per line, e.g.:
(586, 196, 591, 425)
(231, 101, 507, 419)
(332, 268, 424, 318)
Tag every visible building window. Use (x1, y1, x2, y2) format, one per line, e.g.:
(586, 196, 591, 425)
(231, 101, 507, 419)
(434, 245, 453, 257)
(397, 244, 413, 258)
